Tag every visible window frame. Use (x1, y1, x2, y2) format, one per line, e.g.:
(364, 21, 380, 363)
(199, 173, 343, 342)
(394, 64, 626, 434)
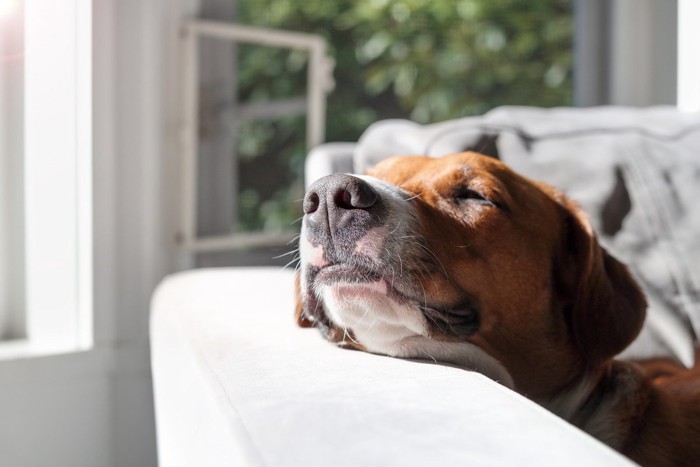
(0, 0, 93, 356)
(179, 20, 334, 253)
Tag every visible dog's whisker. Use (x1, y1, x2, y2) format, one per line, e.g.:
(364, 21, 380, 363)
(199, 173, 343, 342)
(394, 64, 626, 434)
(416, 278, 429, 310)
(343, 326, 361, 346)
(282, 257, 299, 268)
(384, 248, 397, 290)
(358, 317, 379, 341)
(416, 242, 448, 278)
(273, 248, 300, 259)
(352, 304, 374, 335)
(282, 254, 301, 270)
(419, 348, 438, 365)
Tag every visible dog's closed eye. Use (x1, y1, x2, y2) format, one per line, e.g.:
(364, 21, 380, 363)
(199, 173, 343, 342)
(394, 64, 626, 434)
(452, 187, 500, 209)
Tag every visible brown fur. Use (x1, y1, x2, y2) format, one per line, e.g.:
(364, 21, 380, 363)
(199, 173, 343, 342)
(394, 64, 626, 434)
(294, 272, 312, 327)
(621, 354, 700, 466)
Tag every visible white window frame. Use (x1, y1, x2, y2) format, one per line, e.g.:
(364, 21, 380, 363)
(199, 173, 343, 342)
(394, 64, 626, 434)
(179, 20, 334, 253)
(0, 0, 92, 356)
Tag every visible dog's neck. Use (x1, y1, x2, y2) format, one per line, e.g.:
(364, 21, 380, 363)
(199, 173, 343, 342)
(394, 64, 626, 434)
(539, 361, 649, 452)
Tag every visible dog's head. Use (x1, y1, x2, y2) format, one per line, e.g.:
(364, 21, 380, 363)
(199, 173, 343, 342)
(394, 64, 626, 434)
(295, 152, 646, 398)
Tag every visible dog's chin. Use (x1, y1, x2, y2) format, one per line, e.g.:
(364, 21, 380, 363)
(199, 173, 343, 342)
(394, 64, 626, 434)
(314, 264, 392, 308)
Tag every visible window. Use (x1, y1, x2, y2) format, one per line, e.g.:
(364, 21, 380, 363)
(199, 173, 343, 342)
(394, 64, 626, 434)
(179, 21, 334, 259)
(0, 0, 92, 353)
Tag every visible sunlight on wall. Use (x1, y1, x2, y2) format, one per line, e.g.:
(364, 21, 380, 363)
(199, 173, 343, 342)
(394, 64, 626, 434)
(0, 0, 18, 20)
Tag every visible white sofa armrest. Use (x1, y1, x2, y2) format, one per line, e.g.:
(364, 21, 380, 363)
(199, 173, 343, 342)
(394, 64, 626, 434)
(305, 142, 356, 188)
(150, 267, 634, 467)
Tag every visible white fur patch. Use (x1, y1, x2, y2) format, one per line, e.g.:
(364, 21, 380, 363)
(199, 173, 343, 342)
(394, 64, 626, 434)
(320, 282, 425, 350)
(300, 230, 328, 268)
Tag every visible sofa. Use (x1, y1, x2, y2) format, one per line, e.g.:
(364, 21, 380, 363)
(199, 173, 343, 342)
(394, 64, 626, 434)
(151, 106, 700, 466)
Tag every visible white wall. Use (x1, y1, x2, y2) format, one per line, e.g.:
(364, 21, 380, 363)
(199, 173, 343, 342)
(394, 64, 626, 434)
(0, 352, 113, 465)
(0, 0, 190, 465)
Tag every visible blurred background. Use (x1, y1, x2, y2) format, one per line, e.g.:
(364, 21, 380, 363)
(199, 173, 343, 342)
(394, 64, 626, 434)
(196, 0, 575, 267)
(0, 0, 695, 466)
(198, 0, 574, 266)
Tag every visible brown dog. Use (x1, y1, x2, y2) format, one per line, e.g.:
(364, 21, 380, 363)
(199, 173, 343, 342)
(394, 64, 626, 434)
(295, 152, 700, 466)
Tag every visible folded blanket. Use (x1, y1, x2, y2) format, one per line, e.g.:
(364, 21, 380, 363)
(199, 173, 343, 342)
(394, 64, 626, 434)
(354, 106, 700, 366)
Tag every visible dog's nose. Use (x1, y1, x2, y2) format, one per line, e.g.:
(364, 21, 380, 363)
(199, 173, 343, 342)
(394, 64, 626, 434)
(304, 174, 378, 228)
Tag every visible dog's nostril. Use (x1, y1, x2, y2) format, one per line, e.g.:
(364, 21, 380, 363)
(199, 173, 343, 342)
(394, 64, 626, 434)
(333, 180, 378, 210)
(334, 189, 354, 210)
(303, 191, 320, 214)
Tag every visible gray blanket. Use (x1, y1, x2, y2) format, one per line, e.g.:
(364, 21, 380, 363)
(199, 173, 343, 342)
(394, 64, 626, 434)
(353, 106, 700, 366)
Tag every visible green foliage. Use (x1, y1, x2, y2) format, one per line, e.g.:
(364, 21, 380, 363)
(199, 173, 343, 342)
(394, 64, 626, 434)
(239, 0, 572, 133)
(235, 115, 307, 232)
(234, 0, 573, 232)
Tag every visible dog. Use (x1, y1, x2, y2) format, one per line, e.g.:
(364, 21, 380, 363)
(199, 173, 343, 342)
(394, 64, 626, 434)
(294, 152, 700, 466)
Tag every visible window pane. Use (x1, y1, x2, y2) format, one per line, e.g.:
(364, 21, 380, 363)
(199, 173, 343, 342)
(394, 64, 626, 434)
(195, 38, 306, 238)
(236, 115, 305, 233)
(235, 44, 306, 236)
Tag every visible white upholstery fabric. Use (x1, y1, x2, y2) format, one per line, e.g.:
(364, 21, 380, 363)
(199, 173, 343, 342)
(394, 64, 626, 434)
(305, 143, 356, 189)
(151, 267, 635, 467)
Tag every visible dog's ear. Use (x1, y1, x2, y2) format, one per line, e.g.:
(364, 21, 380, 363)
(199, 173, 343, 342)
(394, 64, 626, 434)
(294, 271, 314, 327)
(555, 198, 646, 367)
